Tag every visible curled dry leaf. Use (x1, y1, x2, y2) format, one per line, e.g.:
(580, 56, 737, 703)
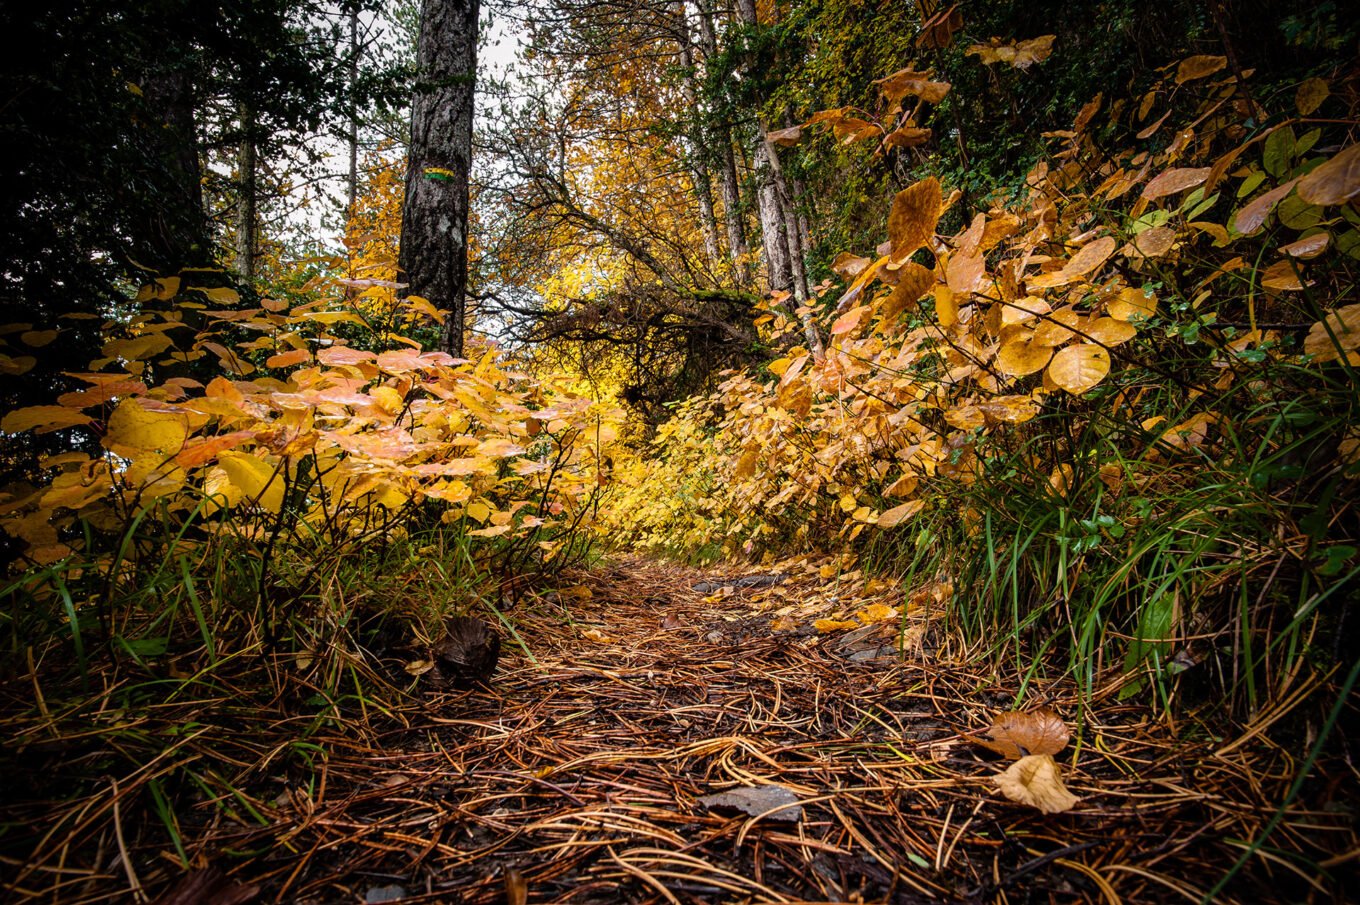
(994, 754, 1080, 814)
(973, 706, 1071, 759)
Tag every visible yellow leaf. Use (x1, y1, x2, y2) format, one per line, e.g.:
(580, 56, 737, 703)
(934, 284, 959, 327)
(20, 329, 59, 347)
(996, 336, 1054, 376)
(877, 498, 925, 528)
(2, 405, 92, 434)
(266, 348, 312, 369)
(814, 618, 860, 633)
(994, 754, 1080, 813)
(1047, 344, 1110, 394)
(881, 261, 935, 321)
(466, 500, 492, 524)
(856, 603, 899, 624)
(104, 400, 188, 459)
(1107, 288, 1158, 321)
(1083, 318, 1137, 346)
(580, 628, 614, 643)
(831, 305, 869, 336)
(0, 353, 36, 372)
(217, 450, 284, 513)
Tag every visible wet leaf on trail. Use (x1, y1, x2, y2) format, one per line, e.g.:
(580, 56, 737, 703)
(814, 618, 860, 633)
(581, 628, 614, 643)
(972, 707, 1071, 759)
(697, 785, 803, 823)
(994, 754, 1080, 813)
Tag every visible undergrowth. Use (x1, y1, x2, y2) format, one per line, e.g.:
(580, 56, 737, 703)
(604, 59, 1360, 724)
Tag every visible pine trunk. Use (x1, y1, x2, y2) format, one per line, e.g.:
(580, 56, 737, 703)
(400, 0, 479, 357)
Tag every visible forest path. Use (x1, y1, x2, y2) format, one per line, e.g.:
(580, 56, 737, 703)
(211, 556, 1322, 904)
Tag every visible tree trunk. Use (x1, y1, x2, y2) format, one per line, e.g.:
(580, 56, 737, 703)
(346, 6, 360, 223)
(735, 0, 822, 357)
(400, 0, 479, 357)
(138, 65, 209, 272)
(753, 138, 793, 294)
(236, 104, 257, 284)
(696, 0, 750, 286)
(675, 5, 722, 274)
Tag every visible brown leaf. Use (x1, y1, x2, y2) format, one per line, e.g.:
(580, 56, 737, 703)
(698, 785, 803, 822)
(1304, 304, 1360, 362)
(1175, 55, 1226, 84)
(1141, 167, 1210, 200)
(766, 125, 804, 146)
(994, 754, 1080, 813)
(973, 707, 1071, 758)
(1279, 233, 1329, 259)
(1297, 143, 1360, 207)
(889, 177, 943, 261)
(1231, 177, 1301, 235)
(883, 124, 933, 150)
(1295, 77, 1329, 116)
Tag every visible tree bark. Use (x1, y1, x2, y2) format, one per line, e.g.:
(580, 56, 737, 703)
(400, 0, 479, 357)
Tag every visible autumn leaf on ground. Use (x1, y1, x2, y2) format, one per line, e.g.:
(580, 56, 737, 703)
(994, 754, 1080, 813)
(971, 707, 1071, 759)
(580, 628, 614, 643)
